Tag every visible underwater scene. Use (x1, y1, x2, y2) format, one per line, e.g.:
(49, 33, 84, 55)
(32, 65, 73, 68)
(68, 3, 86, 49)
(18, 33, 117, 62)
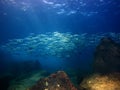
(0, 0, 120, 90)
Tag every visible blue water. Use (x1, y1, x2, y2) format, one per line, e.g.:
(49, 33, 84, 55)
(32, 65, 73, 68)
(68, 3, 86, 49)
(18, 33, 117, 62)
(0, 0, 120, 75)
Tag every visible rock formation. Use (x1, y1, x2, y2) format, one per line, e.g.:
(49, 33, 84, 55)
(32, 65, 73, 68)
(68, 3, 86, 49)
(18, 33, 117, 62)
(29, 71, 77, 90)
(80, 73, 120, 90)
(93, 37, 120, 73)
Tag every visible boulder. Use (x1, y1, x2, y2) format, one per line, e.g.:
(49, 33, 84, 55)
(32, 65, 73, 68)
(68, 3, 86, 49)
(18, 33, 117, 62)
(93, 37, 120, 73)
(80, 73, 120, 90)
(29, 71, 77, 90)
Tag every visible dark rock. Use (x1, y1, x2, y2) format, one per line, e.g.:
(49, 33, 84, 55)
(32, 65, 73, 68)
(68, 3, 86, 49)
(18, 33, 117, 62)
(93, 37, 120, 73)
(29, 71, 77, 90)
(0, 75, 14, 90)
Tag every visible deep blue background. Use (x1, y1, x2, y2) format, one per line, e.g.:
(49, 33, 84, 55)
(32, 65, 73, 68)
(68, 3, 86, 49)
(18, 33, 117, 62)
(0, 0, 120, 44)
(0, 0, 120, 73)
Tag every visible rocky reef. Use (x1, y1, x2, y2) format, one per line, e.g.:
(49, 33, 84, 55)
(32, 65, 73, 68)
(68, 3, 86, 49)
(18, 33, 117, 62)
(79, 37, 120, 90)
(29, 71, 77, 90)
(80, 73, 120, 90)
(93, 37, 120, 73)
(2, 36, 120, 90)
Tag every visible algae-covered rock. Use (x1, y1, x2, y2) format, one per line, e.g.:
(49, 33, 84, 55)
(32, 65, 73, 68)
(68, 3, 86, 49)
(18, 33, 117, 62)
(29, 71, 77, 90)
(80, 73, 120, 90)
(93, 37, 120, 73)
